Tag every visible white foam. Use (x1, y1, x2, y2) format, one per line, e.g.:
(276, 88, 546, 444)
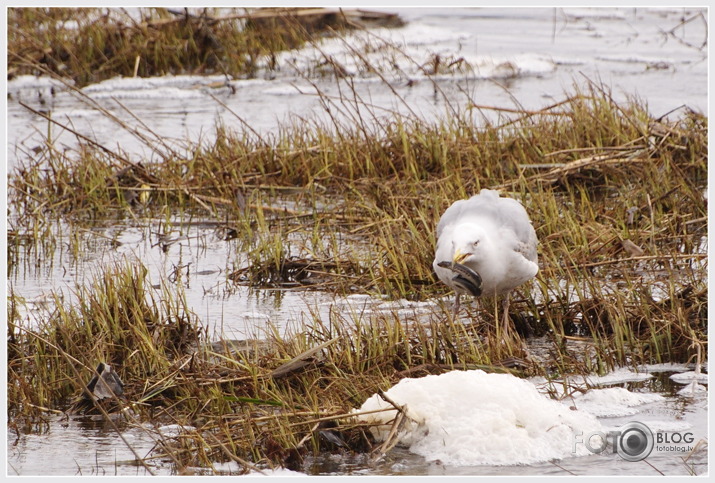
(8, 74, 71, 90)
(388, 22, 471, 46)
(157, 424, 196, 437)
(355, 370, 601, 466)
(80, 74, 235, 99)
(572, 367, 653, 386)
(274, 22, 554, 83)
(677, 382, 707, 396)
(82, 74, 228, 91)
(640, 362, 698, 373)
(571, 387, 664, 417)
(465, 54, 555, 79)
(670, 371, 708, 385)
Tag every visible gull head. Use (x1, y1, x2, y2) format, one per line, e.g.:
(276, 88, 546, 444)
(451, 223, 488, 265)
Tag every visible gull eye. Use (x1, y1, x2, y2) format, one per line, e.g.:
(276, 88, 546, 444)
(472, 240, 480, 247)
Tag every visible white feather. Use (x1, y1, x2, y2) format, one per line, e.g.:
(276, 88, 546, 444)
(433, 189, 538, 298)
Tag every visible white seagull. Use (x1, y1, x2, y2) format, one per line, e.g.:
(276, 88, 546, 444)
(433, 189, 539, 333)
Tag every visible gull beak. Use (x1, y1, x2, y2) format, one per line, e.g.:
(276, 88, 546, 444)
(453, 248, 471, 264)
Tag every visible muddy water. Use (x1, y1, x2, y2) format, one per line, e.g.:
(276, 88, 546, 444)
(6, 7, 708, 476)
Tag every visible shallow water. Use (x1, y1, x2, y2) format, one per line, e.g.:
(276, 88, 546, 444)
(6, 6, 708, 477)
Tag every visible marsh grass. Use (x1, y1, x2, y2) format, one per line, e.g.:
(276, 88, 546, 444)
(10, 83, 707, 303)
(9, 258, 703, 471)
(8, 262, 525, 472)
(7, 13, 708, 472)
(8, 7, 364, 87)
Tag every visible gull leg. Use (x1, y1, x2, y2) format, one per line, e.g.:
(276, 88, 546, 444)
(453, 293, 461, 315)
(501, 293, 511, 335)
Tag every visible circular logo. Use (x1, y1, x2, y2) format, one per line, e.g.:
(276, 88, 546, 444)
(617, 421, 654, 462)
